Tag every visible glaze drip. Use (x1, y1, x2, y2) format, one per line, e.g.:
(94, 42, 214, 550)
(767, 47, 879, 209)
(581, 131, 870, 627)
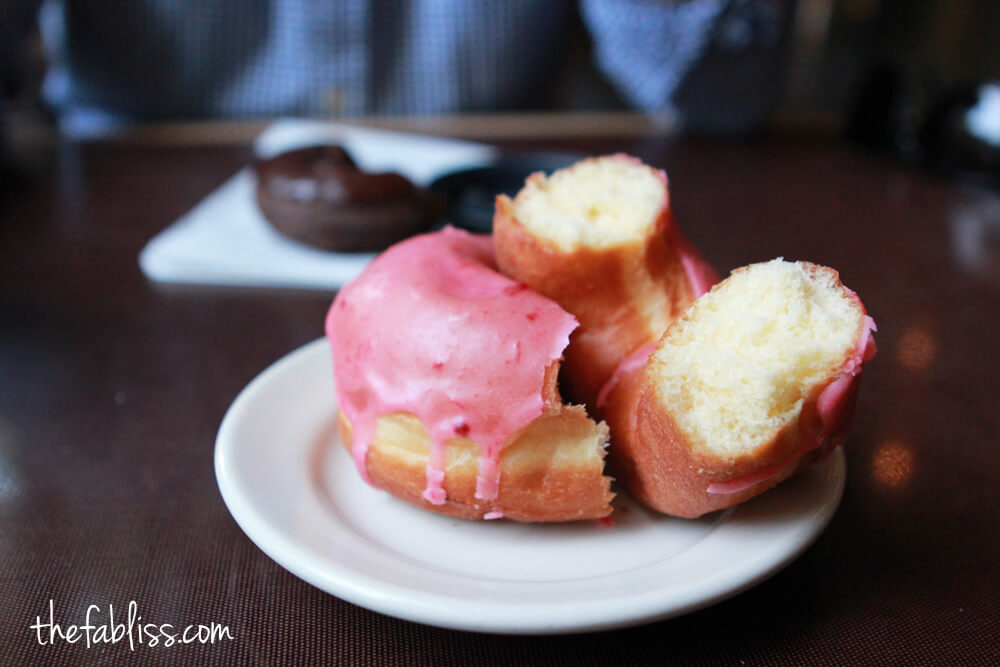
(596, 344, 656, 409)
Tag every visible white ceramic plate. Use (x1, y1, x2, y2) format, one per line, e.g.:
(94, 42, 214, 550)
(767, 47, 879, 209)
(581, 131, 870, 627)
(215, 339, 846, 634)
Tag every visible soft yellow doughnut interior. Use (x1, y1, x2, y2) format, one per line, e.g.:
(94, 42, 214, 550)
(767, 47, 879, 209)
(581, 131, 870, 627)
(649, 259, 862, 457)
(509, 157, 665, 251)
(359, 407, 609, 478)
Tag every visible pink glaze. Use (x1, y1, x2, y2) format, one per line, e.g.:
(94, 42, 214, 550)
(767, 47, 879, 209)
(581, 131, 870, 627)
(596, 344, 656, 408)
(707, 304, 877, 495)
(667, 224, 720, 299)
(706, 460, 789, 495)
(326, 227, 578, 506)
(483, 511, 504, 520)
(679, 251, 720, 299)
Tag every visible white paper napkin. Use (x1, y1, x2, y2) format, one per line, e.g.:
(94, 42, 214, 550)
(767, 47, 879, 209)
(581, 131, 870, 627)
(139, 119, 497, 290)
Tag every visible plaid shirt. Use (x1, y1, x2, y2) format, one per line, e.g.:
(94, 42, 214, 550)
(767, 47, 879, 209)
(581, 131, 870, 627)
(1, 0, 791, 136)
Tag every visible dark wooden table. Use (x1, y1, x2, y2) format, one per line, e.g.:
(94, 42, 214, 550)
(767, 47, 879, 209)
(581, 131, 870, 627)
(1, 134, 998, 665)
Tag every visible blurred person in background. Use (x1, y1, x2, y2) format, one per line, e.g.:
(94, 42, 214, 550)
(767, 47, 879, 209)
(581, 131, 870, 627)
(0, 0, 795, 144)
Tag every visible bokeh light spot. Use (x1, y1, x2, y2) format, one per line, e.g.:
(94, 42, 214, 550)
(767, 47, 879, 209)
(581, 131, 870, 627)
(897, 326, 935, 372)
(872, 440, 914, 488)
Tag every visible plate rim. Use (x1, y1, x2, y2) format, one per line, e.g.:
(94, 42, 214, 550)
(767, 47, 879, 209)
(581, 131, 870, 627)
(215, 338, 846, 634)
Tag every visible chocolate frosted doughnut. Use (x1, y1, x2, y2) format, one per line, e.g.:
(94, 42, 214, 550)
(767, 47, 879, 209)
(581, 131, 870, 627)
(255, 145, 442, 252)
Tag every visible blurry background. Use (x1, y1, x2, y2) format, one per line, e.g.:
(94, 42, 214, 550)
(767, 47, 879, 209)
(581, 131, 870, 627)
(781, 0, 1000, 124)
(1, 0, 998, 150)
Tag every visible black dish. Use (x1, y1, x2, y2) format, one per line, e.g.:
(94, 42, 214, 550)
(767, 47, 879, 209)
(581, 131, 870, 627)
(428, 152, 583, 233)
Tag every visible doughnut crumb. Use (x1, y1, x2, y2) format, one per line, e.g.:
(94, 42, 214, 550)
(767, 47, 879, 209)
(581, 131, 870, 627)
(649, 259, 863, 458)
(507, 155, 666, 251)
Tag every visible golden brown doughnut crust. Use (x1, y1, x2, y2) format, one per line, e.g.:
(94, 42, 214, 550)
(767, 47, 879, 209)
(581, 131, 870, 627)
(338, 408, 614, 522)
(602, 264, 867, 518)
(494, 188, 699, 409)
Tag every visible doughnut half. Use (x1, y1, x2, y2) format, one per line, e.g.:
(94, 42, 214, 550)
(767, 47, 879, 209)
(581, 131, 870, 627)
(326, 227, 613, 522)
(603, 259, 877, 518)
(494, 154, 718, 408)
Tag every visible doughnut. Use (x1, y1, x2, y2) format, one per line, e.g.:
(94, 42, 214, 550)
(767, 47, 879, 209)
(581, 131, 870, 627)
(326, 154, 877, 522)
(493, 154, 718, 409)
(602, 259, 877, 518)
(492, 156, 875, 518)
(255, 145, 442, 252)
(326, 227, 613, 522)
